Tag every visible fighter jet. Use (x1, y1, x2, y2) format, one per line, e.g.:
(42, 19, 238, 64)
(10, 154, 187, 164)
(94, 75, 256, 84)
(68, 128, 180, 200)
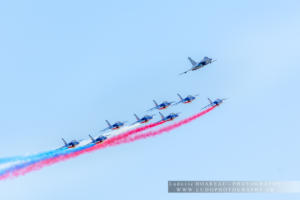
(147, 100, 174, 111)
(201, 98, 227, 110)
(89, 134, 107, 144)
(133, 113, 154, 124)
(158, 112, 179, 122)
(180, 56, 216, 75)
(174, 93, 198, 105)
(61, 138, 80, 148)
(101, 120, 126, 131)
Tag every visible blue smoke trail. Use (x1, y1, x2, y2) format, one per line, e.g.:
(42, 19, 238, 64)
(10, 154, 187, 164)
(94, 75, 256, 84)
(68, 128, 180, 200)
(0, 148, 68, 164)
(0, 143, 94, 177)
(0, 156, 27, 164)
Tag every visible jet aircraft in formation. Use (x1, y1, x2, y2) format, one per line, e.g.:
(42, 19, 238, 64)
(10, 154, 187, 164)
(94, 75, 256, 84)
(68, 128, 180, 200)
(159, 112, 180, 122)
(132, 114, 154, 124)
(147, 100, 174, 111)
(61, 138, 80, 149)
(89, 134, 107, 144)
(180, 56, 216, 75)
(101, 120, 126, 131)
(201, 98, 227, 110)
(174, 93, 198, 105)
(57, 56, 225, 148)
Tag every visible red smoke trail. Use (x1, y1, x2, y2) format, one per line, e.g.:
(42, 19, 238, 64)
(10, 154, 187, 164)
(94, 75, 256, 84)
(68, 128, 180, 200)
(0, 120, 165, 180)
(114, 106, 216, 145)
(106, 120, 166, 143)
(0, 106, 215, 180)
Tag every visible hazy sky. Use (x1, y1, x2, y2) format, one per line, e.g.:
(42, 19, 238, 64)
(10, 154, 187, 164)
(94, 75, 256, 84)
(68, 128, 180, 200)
(0, 0, 300, 199)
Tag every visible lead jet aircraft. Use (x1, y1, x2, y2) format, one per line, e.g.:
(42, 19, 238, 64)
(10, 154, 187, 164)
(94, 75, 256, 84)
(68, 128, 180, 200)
(133, 113, 154, 124)
(158, 112, 179, 122)
(61, 138, 80, 148)
(180, 56, 216, 75)
(201, 98, 227, 110)
(174, 93, 198, 105)
(101, 120, 126, 131)
(147, 100, 174, 111)
(89, 134, 107, 144)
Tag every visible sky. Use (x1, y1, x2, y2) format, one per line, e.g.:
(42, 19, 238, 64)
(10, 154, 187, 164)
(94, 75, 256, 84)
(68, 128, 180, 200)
(0, 0, 300, 199)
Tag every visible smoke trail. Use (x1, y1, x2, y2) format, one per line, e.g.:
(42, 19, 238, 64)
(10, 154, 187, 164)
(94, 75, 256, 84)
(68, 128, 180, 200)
(0, 148, 73, 173)
(0, 156, 26, 164)
(0, 106, 215, 180)
(0, 148, 67, 166)
(0, 145, 92, 176)
(0, 143, 95, 180)
(115, 106, 216, 144)
(0, 124, 137, 167)
(0, 124, 139, 167)
(0, 120, 165, 179)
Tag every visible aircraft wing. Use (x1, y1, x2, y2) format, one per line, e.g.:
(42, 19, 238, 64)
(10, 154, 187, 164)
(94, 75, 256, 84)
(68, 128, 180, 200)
(100, 127, 110, 132)
(188, 57, 198, 66)
(201, 104, 211, 110)
(179, 69, 191, 75)
(102, 132, 112, 137)
(146, 107, 156, 112)
(131, 121, 139, 125)
(173, 101, 182, 106)
(169, 101, 176, 106)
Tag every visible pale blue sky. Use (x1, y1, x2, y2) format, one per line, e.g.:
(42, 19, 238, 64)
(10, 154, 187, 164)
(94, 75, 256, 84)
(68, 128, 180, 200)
(0, 0, 300, 199)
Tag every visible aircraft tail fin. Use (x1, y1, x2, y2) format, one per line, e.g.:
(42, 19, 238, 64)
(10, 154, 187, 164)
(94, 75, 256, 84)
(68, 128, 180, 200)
(177, 93, 183, 100)
(159, 112, 164, 120)
(153, 100, 158, 106)
(188, 57, 197, 67)
(134, 114, 140, 121)
(105, 120, 112, 128)
(62, 138, 67, 146)
(208, 98, 213, 104)
(89, 134, 95, 142)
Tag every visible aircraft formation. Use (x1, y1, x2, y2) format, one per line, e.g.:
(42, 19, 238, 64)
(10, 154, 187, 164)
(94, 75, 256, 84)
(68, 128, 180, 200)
(60, 56, 225, 149)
